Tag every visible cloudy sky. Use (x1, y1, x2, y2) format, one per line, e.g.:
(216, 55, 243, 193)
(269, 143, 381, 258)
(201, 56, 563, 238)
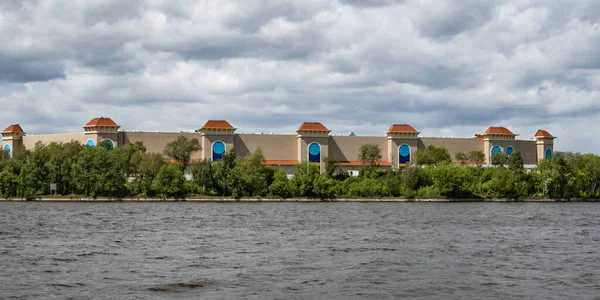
(1, 0, 599, 153)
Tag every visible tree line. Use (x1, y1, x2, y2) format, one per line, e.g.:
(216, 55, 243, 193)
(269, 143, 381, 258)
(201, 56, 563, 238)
(1, 137, 599, 200)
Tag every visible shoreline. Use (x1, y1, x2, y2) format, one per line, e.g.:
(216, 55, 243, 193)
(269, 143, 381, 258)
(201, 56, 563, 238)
(1, 197, 599, 202)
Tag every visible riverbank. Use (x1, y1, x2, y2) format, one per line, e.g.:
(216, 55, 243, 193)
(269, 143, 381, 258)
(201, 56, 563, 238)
(1, 197, 599, 202)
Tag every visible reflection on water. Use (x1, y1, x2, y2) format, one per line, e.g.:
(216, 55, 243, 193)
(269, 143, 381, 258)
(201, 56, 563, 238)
(1, 202, 599, 299)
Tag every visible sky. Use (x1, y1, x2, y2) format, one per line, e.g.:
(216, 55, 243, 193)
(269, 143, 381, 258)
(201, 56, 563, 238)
(1, 0, 599, 153)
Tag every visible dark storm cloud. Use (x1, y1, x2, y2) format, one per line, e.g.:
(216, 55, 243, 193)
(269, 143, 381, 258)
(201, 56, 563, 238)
(0, 0, 599, 153)
(224, 2, 314, 33)
(409, 2, 494, 39)
(0, 57, 65, 83)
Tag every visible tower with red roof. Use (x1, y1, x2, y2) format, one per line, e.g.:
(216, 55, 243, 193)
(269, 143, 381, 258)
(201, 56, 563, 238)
(83, 117, 121, 149)
(1, 124, 25, 158)
(534, 129, 555, 161)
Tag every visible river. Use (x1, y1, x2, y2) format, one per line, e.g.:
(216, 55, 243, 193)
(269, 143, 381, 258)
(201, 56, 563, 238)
(1, 202, 599, 299)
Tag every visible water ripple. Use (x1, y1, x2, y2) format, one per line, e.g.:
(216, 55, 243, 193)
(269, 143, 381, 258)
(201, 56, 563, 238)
(1, 202, 600, 299)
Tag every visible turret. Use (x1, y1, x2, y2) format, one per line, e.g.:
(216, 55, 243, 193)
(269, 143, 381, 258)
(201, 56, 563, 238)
(534, 129, 555, 161)
(386, 124, 419, 167)
(483, 126, 517, 164)
(1, 124, 25, 158)
(297, 122, 330, 172)
(198, 120, 236, 161)
(83, 117, 120, 149)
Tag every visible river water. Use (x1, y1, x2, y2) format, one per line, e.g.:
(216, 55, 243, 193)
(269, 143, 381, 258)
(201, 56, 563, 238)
(1, 202, 599, 300)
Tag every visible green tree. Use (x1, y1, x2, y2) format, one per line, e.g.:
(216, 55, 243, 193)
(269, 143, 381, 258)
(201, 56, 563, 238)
(291, 161, 320, 197)
(358, 144, 382, 167)
(323, 156, 341, 177)
(534, 153, 571, 198)
(70, 147, 106, 196)
(484, 167, 527, 200)
(455, 151, 469, 165)
(422, 164, 474, 198)
(1, 149, 9, 160)
(491, 152, 508, 166)
(400, 165, 423, 196)
(153, 163, 186, 198)
(269, 169, 295, 198)
(190, 159, 215, 195)
(415, 146, 452, 165)
(468, 150, 486, 166)
(213, 150, 237, 196)
(507, 151, 524, 172)
(45, 141, 85, 195)
(234, 149, 274, 197)
(0, 164, 19, 198)
(137, 152, 166, 181)
(163, 136, 201, 172)
(347, 178, 391, 198)
(119, 141, 147, 177)
(312, 175, 338, 200)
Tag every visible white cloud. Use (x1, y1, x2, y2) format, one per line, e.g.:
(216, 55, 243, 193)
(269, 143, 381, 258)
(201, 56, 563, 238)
(0, 0, 599, 153)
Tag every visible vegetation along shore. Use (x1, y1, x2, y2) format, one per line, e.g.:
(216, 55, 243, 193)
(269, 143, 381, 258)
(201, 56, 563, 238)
(1, 136, 600, 201)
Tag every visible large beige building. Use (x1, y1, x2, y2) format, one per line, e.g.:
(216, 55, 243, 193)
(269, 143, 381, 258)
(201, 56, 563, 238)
(2, 117, 556, 174)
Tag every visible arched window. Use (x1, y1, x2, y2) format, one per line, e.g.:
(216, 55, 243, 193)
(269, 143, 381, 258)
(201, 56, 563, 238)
(86, 139, 95, 147)
(212, 141, 226, 161)
(101, 139, 115, 151)
(399, 144, 411, 164)
(308, 143, 321, 163)
(506, 146, 514, 156)
(545, 148, 553, 159)
(3, 144, 11, 157)
(491, 146, 502, 156)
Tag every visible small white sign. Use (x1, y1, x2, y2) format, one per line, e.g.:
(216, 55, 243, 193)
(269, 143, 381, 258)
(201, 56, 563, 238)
(50, 183, 57, 191)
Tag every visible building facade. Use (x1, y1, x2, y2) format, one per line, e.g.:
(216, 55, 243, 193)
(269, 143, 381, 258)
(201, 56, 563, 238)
(2, 118, 556, 174)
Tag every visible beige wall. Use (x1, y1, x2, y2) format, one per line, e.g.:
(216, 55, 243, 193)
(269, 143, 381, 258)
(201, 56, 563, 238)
(329, 136, 388, 162)
(536, 140, 554, 162)
(419, 137, 484, 162)
(22, 133, 89, 149)
(388, 138, 419, 166)
(13, 130, 543, 167)
(2, 138, 22, 158)
(122, 132, 204, 159)
(299, 136, 329, 162)
(98, 133, 119, 147)
(202, 135, 234, 161)
(234, 134, 297, 160)
(486, 139, 538, 165)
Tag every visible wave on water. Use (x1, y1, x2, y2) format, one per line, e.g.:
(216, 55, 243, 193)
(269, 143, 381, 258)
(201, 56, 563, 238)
(147, 281, 212, 292)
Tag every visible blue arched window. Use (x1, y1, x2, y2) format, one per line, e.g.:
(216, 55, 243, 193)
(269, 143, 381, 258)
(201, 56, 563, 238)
(506, 146, 514, 156)
(102, 139, 115, 151)
(3, 144, 11, 158)
(212, 141, 226, 161)
(545, 148, 553, 159)
(308, 143, 321, 163)
(491, 146, 502, 156)
(86, 139, 95, 147)
(399, 144, 411, 164)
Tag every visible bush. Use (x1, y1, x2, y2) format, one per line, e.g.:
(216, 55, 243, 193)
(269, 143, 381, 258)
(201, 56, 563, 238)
(153, 163, 186, 198)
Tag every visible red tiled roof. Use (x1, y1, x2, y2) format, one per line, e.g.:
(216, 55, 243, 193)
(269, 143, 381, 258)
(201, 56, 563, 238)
(387, 124, 418, 133)
(201, 120, 234, 129)
(262, 160, 299, 166)
(84, 117, 118, 127)
(338, 161, 392, 167)
(484, 126, 514, 135)
(2, 124, 24, 133)
(298, 122, 329, 131)
(535, 129, 553, 138)
(474, 133, 484, 139)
